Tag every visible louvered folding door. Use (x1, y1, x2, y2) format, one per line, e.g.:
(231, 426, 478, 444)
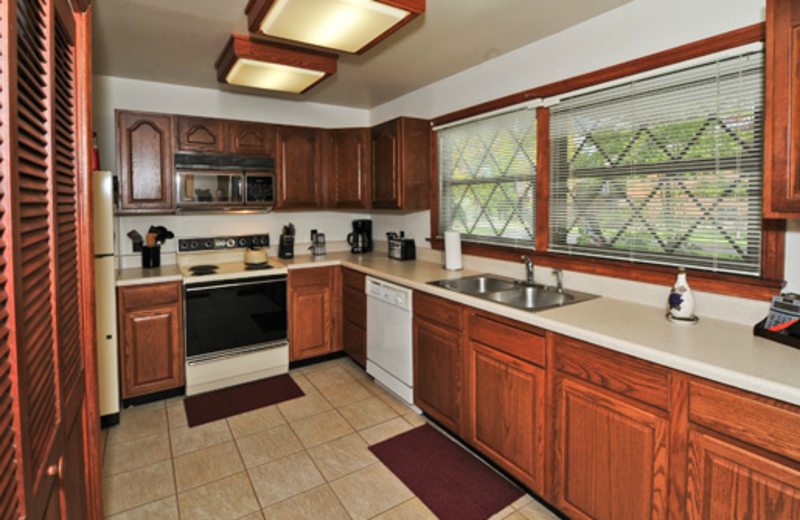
(0, 0, 89, 518)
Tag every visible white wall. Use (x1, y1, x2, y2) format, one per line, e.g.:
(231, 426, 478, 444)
(370, 0, 800, 294)
(94, 75, 372, 259)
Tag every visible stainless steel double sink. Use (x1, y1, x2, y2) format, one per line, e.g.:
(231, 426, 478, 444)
(428, 274, 597, 312)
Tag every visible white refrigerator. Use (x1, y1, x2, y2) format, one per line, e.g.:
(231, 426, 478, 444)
(93, 171, 120, 422)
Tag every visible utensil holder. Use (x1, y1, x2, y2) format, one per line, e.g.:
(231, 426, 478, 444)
(142, 246, 161, 269)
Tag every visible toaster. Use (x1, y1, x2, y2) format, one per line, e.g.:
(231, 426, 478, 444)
(388, 234, 416, 261)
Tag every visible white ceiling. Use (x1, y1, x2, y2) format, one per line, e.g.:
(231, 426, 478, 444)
(92, 0, 635, 109)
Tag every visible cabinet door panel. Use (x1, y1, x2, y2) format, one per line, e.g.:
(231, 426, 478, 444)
(687, 429, 800, 520)
(555, 377, 669, 520)
(277, 126, 322, 209)
(327, 128, 370, 209)
(469, 342, 545, 493)
(414, 318, 462, 434)
(176, 116, 226, 154)
(343, 285, 366, 329)
(230, 121, 274, 156)
(290, 285, 331, 360)
(119, 290, 184, 399)
(766, 0, 800, 216)
(372, 122, 400, 209)
(118, 111, 174, 212)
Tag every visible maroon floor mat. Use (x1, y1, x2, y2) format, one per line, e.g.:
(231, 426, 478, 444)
(183, 374, 303, 427)
(370, 424, 523, 520)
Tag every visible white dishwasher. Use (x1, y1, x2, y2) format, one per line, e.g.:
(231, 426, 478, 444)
(366, 277, 417, 408)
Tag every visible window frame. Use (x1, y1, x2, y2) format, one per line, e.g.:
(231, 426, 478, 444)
(429, 23, 785, 301)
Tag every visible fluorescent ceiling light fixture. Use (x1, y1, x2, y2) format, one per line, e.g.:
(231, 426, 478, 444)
(216, 35, 337, 94)
(246, 0, 425, 54)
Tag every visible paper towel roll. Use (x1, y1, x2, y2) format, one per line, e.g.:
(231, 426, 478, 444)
(444, 230, 463, 270)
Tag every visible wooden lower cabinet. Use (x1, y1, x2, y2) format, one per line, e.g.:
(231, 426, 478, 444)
(414, 316, 463, 435)
(467, 340, 546, 494)
(118, 282, 184, 399)
(342, 269, 367, 366)
(289, 267, 341, 361)
(554, 376, 669, 520)
(686, 429, 800, 519)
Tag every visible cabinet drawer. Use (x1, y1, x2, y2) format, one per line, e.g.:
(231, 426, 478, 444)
(468, 314, 545, 367)
(555, 336, 671, 411)
(689, 381, 800, 462)
(290, 267, 331, 288)
(414, 291, 462, 331)
(120, 282, 180, 310)
(343, 285, 366, 329)
(343, 268, 366, 292)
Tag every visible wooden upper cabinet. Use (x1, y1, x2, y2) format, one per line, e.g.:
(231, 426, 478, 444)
(175, 116, 227, 154)
(276, 126, 323, 209)
(324, 128, 371, 209)
(230, 121, 275, 156)
(117, 111, 175, 213)
(371, 117, 431, 210)
(765, 0, 800, 217)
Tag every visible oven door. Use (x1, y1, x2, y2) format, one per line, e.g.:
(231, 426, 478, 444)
(184, 275, 287, 361)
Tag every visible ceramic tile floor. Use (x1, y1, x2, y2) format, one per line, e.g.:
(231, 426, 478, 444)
(101, 357, 559, 520)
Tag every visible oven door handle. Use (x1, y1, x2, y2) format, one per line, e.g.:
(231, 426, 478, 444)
(185, 278, 286, 292)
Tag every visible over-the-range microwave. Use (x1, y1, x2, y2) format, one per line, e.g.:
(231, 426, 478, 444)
(174, 153, 275, 211)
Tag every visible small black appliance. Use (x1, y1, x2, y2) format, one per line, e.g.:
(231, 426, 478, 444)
(348, 219, 373, 254)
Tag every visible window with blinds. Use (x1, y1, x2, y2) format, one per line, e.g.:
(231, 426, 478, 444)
(549, 48, 764, 275)
(438, 106, 538, 247)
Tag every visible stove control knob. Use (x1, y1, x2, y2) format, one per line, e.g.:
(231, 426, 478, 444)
(190, 241, 198, 249)
(204, 240, 213, 249)
(226, 238, 236, 248)
(238, 238, 248, 247)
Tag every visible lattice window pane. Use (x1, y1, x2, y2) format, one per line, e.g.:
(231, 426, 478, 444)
(549, 48, 764, 275)
(439, 107, 537, 247)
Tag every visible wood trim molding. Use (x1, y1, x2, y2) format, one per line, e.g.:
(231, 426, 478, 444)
(432, 23, 765, 127)
(429, 22, 783, 301)
(71, 0, 91, 12)
(75, 7, 102, 519)
(534, 106, 550, 252)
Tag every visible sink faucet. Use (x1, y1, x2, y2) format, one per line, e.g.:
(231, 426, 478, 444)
(552, 268, 564, 293)
(521, 255, 534, 285)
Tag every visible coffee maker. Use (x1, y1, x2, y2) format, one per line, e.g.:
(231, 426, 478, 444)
(347, 219, 373, 254)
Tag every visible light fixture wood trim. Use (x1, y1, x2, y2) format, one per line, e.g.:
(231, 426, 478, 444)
(215, 34, 337, 93)
(244, 0, 425, 55)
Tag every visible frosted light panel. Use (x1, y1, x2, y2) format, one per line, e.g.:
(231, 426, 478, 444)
(226, 58, 325, 93)
(259, 0, 409, 53)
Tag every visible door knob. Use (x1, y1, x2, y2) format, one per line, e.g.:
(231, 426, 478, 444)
(46, 457, 63, 479)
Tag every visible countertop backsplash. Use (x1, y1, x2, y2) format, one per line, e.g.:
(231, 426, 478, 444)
(409, 243, 769, 326)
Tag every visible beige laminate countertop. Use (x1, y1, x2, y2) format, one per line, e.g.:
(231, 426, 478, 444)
(117, 264, 183, 287)
(282, 252, 800, 407)
(117, 252, 800, 407)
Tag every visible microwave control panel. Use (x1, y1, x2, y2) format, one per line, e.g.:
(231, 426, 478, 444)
(245, 175, 275, 204)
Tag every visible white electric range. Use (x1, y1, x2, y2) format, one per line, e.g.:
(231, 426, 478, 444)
(177, 234, 289, 396)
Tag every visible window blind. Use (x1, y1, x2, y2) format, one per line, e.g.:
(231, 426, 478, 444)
(438, 106, 538, 247)
(549, 49, 764, 275)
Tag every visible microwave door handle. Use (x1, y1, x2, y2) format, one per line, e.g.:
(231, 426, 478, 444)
(185, 278, 286, 292)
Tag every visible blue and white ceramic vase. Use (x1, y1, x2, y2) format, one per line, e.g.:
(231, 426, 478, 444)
(668, 267, 696, 320)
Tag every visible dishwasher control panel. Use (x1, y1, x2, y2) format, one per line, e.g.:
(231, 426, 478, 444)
(365, 277, 412, 312)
